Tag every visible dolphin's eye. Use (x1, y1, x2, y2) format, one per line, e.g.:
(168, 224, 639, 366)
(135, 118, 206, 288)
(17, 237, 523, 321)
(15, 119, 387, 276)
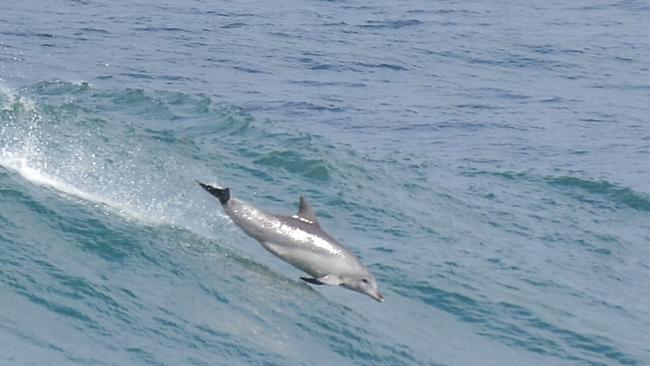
(362, 278, 369, 284)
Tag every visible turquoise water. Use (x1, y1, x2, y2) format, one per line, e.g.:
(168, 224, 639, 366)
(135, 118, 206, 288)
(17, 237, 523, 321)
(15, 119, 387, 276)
(1, 1, 650, 365)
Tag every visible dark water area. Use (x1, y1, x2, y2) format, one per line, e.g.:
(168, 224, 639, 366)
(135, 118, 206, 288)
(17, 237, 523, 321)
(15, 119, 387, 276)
(1, 1, 649, 365)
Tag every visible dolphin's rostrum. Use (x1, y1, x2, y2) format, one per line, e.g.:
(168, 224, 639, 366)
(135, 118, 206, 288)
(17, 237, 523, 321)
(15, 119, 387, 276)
(198, 182, 384, 302)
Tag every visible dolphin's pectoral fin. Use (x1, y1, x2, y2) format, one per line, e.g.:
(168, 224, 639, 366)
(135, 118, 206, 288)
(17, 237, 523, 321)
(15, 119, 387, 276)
(296, 196, 318, 224)
(300, 274, 343, 286)
(300, 277, 325, 285)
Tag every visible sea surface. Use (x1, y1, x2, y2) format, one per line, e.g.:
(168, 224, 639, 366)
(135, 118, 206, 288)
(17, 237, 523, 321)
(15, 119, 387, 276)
(1, 1, 649, 365)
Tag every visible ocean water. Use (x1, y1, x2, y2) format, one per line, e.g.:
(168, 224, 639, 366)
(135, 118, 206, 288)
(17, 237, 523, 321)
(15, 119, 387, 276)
(1, 0, 649, 365)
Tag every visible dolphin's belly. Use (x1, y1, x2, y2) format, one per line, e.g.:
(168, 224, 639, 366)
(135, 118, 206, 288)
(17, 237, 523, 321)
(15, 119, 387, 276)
(261, 240, 353, 277)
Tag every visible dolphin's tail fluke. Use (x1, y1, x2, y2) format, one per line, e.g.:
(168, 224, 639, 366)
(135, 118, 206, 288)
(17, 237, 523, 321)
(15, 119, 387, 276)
(198, 182, 230, 204)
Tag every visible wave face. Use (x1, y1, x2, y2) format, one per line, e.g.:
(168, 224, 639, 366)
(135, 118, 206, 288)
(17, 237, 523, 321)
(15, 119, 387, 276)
(1, 1, 650, 365)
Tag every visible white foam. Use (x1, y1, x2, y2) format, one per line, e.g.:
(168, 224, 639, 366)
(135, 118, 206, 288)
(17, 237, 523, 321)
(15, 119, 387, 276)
(0, 84, 36, 113)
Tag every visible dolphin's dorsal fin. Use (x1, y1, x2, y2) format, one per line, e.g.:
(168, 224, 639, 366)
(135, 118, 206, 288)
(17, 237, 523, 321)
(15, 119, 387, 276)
(295, 196, 318, 224)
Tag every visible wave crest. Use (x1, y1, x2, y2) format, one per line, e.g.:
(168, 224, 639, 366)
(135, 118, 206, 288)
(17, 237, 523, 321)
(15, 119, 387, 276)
(546, 176, 650, 211)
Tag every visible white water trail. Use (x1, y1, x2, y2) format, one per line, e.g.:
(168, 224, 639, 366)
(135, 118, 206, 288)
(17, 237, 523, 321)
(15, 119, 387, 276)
(0, 148, 158, 224)
(0, 84, 167, 226)
(0, 82, 231, 239)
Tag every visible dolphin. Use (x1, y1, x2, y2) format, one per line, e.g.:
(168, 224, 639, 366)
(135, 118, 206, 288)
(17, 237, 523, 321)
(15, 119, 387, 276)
(198, 182, 384, 302)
